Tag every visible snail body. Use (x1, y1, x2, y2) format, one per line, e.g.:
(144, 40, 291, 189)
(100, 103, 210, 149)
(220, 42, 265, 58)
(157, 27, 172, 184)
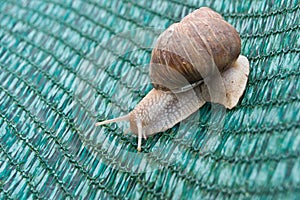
(96, 7, 249, 151)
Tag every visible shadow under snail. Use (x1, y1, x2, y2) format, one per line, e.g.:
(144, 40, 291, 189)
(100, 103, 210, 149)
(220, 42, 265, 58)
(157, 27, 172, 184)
(96, 7, 250, 151)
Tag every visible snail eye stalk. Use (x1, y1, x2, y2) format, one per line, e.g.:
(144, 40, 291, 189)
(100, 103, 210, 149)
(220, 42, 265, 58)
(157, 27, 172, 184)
(95, 114, 130, 126)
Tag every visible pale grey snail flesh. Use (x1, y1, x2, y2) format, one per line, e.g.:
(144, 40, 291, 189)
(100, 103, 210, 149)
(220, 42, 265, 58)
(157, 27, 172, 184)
(96, 7, 250, 151)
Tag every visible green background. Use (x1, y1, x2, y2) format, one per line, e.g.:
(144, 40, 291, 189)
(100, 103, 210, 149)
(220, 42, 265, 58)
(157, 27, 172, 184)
(0, 0, 299, 199)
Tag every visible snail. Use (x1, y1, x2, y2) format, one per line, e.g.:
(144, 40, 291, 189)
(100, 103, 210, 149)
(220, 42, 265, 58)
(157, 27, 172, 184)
(96, 7, 249, 151)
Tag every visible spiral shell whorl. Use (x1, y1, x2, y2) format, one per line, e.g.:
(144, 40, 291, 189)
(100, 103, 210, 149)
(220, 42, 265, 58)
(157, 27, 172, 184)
(150, 7, 241, 91)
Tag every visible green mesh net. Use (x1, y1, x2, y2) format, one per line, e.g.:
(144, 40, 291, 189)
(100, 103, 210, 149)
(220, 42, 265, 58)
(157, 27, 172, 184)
(0, 0, 299, 199)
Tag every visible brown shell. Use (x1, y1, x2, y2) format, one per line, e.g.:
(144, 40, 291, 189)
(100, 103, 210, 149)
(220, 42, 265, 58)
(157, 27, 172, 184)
(150, 7, 241, 91)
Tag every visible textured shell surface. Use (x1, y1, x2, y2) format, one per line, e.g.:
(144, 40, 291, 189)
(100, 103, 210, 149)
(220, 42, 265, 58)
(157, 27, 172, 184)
(150, 7, 241, 91)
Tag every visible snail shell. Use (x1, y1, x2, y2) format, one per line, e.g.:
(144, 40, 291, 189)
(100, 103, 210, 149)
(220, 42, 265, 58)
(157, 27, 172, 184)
(150, 7, 241, 91)
(96, 7, 249, 151)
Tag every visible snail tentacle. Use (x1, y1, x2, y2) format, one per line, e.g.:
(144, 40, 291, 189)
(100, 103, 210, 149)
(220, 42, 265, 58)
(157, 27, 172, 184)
(95, 114, 130, 126)
(136, 118, 143, 152)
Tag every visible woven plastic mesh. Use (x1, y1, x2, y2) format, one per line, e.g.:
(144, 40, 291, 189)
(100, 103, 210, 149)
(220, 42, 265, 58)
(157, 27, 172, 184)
(0, 0, 299, 199)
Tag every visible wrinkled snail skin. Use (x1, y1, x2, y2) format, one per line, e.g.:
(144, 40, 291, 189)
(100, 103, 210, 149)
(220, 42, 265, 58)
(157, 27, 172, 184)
(129, 88, 205, 136)
(95, 7, 250, 151)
